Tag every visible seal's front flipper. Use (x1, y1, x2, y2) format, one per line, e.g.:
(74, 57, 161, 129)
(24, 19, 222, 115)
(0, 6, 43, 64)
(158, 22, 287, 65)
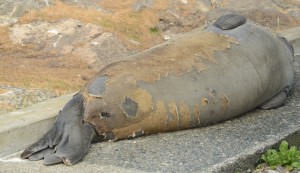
(260, 90, 289, 110)
(50, 124, 97, 165)
(20, 93, 98, 165)
(28, 148, 54, 161)
(20, 124, 57, 159)
(214, 14, 246, 30)
(44, 153, 63, 165)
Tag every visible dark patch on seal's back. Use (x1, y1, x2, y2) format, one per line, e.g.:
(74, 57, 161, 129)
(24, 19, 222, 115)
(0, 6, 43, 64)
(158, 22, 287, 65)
(214, 14, 246, 30)
(122, 97, 138, 117)
(88, 76, 108, 97)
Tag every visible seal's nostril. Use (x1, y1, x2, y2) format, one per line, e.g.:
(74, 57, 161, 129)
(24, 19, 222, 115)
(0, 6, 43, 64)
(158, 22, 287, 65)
(100, 112, 110, 118)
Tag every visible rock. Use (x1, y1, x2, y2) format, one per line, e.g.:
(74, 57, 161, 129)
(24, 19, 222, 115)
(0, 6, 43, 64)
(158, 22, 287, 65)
(272, 0, 300, 8)
(0, 85, 55, 115)
(0, 15, 18, 26)
(181, 0, 188, 5)
(206, 0, 300, 30)
(132, 0, 153, 12)
(288, 9, 300, 19)
(195, 0, 212, 12)
(0, 0, 53, 17)
(265, 170, 279, 173)
(9, 19, 134, 71)
(155, 0, 207, 37)
(59, 0, 110, 12)
(85, 32, 134, 70)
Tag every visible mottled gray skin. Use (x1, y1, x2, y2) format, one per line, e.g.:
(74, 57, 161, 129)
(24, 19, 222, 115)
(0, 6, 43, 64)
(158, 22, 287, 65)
(199, 17, 294, 123)
(20, 14, 294, 166)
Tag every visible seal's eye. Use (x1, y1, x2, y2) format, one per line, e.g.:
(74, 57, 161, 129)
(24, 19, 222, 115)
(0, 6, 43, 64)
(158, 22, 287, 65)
(100, 112, 110, 118)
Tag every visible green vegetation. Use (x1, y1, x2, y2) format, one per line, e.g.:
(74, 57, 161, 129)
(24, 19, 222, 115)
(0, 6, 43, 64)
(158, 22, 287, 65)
(149, 27, 159, 34)
(260, 140, 300, 171)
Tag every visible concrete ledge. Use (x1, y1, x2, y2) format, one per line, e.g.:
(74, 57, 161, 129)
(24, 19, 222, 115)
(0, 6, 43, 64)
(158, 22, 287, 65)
(0, 93, 74, 157)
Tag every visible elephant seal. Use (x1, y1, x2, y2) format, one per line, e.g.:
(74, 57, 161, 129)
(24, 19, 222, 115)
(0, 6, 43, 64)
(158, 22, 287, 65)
(20, 14, 294, 165)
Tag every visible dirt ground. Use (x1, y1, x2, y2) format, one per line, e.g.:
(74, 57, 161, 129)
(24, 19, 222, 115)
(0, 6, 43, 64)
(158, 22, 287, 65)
(0, 0, 300, 113)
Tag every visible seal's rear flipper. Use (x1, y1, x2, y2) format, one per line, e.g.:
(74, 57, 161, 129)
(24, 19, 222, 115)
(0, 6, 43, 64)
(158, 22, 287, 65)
(260, 90, 289, 110)
(214, 14, 246, 30)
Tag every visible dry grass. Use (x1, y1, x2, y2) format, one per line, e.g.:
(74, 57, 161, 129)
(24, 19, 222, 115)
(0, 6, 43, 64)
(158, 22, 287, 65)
(0, 25, 92, 95)
(0, 88, 8, 94)
(0, 55, 93, 95)
(0, 26, 11, 51)
(3, 0, 175, 96)
(5, 0, 299, 97)
(243, 8, 300, 31)
(2, 0, 169, 97)
(280, 0, 300, 6)
(19, 1, 99, 24)
(18, 0, 172, 50)
(0, 24, 92, 95)
(97, 0, 169, 49)
(0, 26, 20, 53)
(1, 0, 173, 95)
(0, 103, 15, 112)
(0, 26, 39, 57)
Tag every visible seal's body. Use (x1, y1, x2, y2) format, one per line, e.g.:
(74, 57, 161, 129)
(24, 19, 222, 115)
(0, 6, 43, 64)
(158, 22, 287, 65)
(21, 14, 294, 166)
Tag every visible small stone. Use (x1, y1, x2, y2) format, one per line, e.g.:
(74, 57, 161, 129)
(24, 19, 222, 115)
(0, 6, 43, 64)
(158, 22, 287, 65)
(0, 16, 18, 26)
(129, 39, 142, 45)
(181, 0, 188, 5)
(132, 0, 153, 12)
(48, 61, 64, 68)
(47, 29, 59, 35)
(163, 35, 171, 40)
(91, 42, 99, 46)
(266, 170, 279, 173)
(195, 0, 212, 12)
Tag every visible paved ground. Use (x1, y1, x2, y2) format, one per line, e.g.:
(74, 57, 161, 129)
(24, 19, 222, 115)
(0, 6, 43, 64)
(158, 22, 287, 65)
(0, 28, 300, 173)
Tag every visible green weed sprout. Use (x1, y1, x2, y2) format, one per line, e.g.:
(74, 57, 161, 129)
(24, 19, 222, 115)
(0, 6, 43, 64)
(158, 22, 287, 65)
(261, 140, 300, 171)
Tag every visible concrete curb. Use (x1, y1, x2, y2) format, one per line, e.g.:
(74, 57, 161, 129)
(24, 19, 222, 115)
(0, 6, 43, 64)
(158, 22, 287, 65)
(0, 93, 74, 157)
